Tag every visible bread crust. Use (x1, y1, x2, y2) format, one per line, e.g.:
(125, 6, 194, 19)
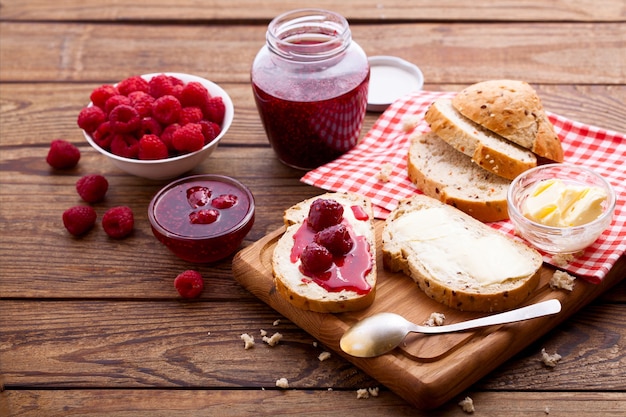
(382, 195, 542, 312)
(451, 80, 564, 162)
(425, 98, 537, 180)
(407, 132, 511, 222)
(272, 192, 376, 313)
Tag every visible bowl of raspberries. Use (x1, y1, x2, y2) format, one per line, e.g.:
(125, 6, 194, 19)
(78, 72, 234, 180)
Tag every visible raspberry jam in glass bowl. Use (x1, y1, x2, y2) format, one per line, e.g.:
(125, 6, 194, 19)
(148, 175, 255, 263)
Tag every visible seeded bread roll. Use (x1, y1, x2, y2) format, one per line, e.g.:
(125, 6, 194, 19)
(407, 132, 511, 222)
(425, 98, 537, 180)
(272, 192, 376, 313)
(451, 80, 564, 162)
(382, 194, 542, 312)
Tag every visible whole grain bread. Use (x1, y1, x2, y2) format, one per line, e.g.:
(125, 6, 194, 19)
(382, 194, 542, 312)
(451, 80, 564, 162)
(272, 192, 376, 313)
(407, 132, 511, 222)
(425, 97, 537, 180)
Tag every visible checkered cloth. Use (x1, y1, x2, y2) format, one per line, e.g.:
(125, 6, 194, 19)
(302, 90, 626, 283)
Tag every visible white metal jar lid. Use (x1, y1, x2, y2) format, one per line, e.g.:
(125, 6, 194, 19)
(367, 56, 424, 112)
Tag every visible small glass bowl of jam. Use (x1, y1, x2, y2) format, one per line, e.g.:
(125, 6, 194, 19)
(148, 174, 255, 263)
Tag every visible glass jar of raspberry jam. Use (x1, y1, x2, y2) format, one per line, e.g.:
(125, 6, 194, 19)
(251, 9, 370, 170)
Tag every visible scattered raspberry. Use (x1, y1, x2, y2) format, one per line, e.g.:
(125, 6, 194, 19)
(109, 104, 141, 134)
(314, 223, 354, 256)
(46, 139, 81, 169)
(77, 106, 106, 133)
(211, 194, 237, 209)
(138, 134, 169, 160)
(307, 199, 344, 231)
(174, 270, 204, 298)
(300, 242, 333, 274)
(104, 94, 131, 115)
(180, 81, 210, 109)
(90, 84, 119, 110)
(62, 205, 97, 236)
(179, 107, 204, 125)
(76, 174, 109, 203)
(128, 91, 155, 118)
(152, 95, 182, 125)
(116, 75, 150, 96)
(110, 134, 139, 158)
(172, 123, 204, 153)
(102, 206, 134, 239)
(204, 96, 226, 125)
(189, 208, 219, 224)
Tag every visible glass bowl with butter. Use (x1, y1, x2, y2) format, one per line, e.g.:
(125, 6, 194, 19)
(507, 163, 616, 254)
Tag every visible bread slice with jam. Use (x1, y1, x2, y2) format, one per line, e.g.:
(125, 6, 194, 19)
(382, 194, 542, 312)
(272, 192, 376, 313)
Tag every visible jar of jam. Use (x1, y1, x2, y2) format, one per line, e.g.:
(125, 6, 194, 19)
(251, 9, 370, 170)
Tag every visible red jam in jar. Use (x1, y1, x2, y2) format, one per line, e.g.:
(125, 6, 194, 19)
(148, 175, 255, 263)
(251, 9, 370, 170)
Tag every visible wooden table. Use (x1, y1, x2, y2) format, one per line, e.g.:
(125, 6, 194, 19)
(1, 1, 625, 415)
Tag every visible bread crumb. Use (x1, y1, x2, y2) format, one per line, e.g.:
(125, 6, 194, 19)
(262, 332, 283, 346)
(368, 387, 379, 397)
(273, 319, 281, 326)
(356, 388, 370, 399)
(541, 348, 562, 368)
(550, 270, 576, 292)
(545, 406, 550, 414)
(275, 377, 289, 389)
(552, 252, 580, 268)
(318, 351, 331, 362)
(424, 312, 446, 326)
(458, 396, 475, 413)
(377, 163, 393, 182)
(312, 341, 318, 348)
(402, 115, 421, 132)
(259, 329, 267, 337)
(240, 333, 255, 350)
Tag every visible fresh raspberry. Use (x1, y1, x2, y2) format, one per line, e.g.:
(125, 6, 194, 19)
(204, 96, 225, 125)
(77, 106, 106, 133)
(46, 139, 81, 169)
(307, 199, 344, 231)
(137, 117, 163, 138)
(110, 134, 139, 158)
(104, 94, 131, 115)
(102, 206, 134, 239)
(172, 123, 204, 153)
(92, 121, 114, 150)
(300, 242, 333, 274)
(128, 91, 154, 118)
(180, 81, 210, 109)
(109, 104, 141, 134)
(149, 74, 181, 98)
(90, 84, 119, 110)
(160, 123, 180, 152)
(76, 174, 109, 203)
(62, 205, 97, 236)
(174, 270, 204, 298)
(199, 120, 221, 144)
(314, 223, 354, 256)
(116, 75, 150, 96)
(179, 107, 204, 125)
(138, 134, 169, 160)
(152, 95, 182, 125)
(189, 209, 219, 224)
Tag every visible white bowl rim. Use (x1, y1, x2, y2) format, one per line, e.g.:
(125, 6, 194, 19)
(83, 72, 234, 165)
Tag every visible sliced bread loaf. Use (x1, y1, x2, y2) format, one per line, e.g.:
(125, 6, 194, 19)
(425, 97, 537, 180)
(382, 194, 542, 312)
(272, 192, 376, 313)
(451, 80, 564, 162)
(407, 132, 511, 222)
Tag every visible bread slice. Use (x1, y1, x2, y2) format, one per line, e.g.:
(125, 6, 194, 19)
(382, 194, 542, 312)
(407, 132, 511, 222)
(272, 192, 376, 313)
(425, 98, 537, 180)
(451, 80, 564, 162)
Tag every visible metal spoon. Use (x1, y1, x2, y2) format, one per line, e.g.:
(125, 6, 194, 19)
(340, 299, 562, 358)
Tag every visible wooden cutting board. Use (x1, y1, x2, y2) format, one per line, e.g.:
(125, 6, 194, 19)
(232, 220, 623, 409)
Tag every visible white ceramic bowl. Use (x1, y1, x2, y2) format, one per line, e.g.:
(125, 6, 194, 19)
(507, 163, 616, 254)
(82, 72, 234, 180)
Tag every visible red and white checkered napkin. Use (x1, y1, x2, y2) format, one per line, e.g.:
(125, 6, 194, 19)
(302, 90, 626, 283)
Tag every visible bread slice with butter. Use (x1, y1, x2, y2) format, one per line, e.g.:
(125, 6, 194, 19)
(272, 192, 377, 313)
(382, 194, 542, 312)
(407, 131, 511, 222)
(425, 97, 537, 180)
